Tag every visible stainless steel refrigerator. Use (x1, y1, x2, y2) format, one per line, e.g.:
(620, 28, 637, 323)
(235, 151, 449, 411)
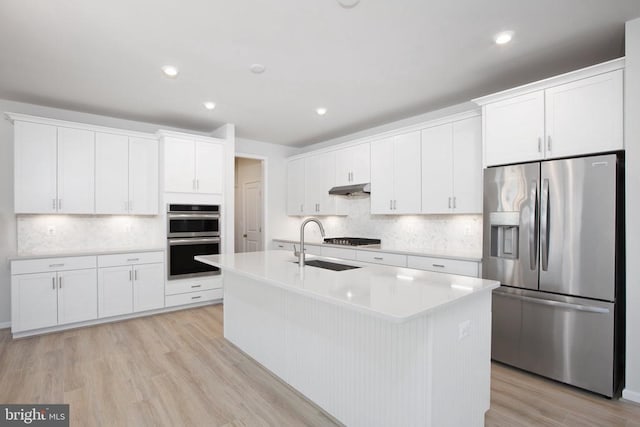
(483, 153, 624, 397)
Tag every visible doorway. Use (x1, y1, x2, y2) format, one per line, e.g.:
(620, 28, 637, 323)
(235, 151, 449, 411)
(234, 156, 264, 253)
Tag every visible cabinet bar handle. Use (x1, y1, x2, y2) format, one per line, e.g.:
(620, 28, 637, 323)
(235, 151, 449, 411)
(58, 199, 62, 210)
(448, 197, 452, 208)
(390, 200, 393, 210)
(393, 200, 397, 210)
(58, 276, 62, 289)
(432, 264, 445, 268)
(547, 136, 552, 152)
(129, 270, 132, 281)
(453, 197, 456, 209)
(374, 256, 384, 260)
(52, 277, 55, 290)
(538, 137, 542, 153)
(134, 270, 138, 280)
(52, 199, 56, 210)
(127, 258, 139, 262)
(196, 179, 200, 190)
(49, 263, 64, 268)
(191, 285, 202, 288)
(191, 296, 202, 300)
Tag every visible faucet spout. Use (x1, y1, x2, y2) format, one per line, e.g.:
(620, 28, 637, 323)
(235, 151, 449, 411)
(299, 217, 326, 267)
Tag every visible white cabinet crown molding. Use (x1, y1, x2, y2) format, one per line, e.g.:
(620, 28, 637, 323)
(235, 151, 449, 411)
(472, 57, 625, 106)
(287, 109, 480, 161)
(5, 112, 157, 140)
(156, 129, 226, 143)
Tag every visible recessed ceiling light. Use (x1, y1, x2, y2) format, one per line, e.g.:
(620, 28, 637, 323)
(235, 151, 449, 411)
(494, 31, 514, 45)
(250, 63, 266, 74)
(316, 107, 327, 116)
(337, 0, 360, 8)
(161, 65, 179, 78)
(203, 101, 216, 110)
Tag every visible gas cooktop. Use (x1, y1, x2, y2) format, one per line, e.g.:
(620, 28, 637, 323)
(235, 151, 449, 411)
(323, 237, 381, 247)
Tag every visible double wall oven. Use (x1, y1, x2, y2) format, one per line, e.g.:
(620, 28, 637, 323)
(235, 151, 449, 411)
(167, 204, 221, 280)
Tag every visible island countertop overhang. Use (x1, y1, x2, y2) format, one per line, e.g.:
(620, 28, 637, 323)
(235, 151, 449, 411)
(196, 250, 499, 323)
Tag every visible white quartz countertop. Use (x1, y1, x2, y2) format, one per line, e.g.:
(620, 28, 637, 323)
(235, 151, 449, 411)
(272, 238, 482, 262)
(196, 250, 498, 323)
(8, 247, 165, 261)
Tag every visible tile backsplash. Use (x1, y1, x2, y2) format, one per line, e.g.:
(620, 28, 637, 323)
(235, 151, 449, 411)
(17, 215, 164, 255)
(286, 197, 483, 257)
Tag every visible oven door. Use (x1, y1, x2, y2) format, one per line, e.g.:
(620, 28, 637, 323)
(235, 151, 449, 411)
(167, 237, 221, 280)
(167, 213, 220, 238)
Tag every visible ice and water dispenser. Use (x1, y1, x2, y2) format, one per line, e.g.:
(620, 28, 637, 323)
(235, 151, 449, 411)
(489, 212, 519, 259)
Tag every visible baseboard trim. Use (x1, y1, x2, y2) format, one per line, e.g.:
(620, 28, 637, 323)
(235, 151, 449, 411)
(622, 388, 640, 403)
(0, 321, 11, 330)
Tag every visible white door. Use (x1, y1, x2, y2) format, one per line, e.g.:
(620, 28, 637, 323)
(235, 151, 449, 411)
(57, 269, 98, 325)
(421, 123, 453, 214)
(393, 131, 422, 214)
(452, 116, 483, 214)
(14, 121, 58, 213)
(243, 181, 262, 252)
(57, 127, 95, 213)
(287, 158, 305, 215)
(98, 266, 133, 318)
(13, 272, 58, 331)
(350, 143, 370, 185)
(195, 141, 224, 194)
(95, 132, 129, 214)
(129, 137, 159, 214)
(164, 137, 195, 192)
(370, 137, 395, 214)
(133, 263, 165, 312)
(545, 70, 623, 159)
(484, 90, 545, 166)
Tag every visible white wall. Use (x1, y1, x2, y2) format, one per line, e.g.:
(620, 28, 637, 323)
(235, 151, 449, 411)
(235, 137, 300, 247)
(0, 98, 226, 325)
(624, 18, 640, 403)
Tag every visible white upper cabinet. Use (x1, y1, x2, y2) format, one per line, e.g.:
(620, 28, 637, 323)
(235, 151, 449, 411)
(421, 123, 454, 214)
(163, 134, 224, 194)
(57, 127, 95, 214)
(305, 151, 337, 215)
(371, 131, 421, 214)
(451, 117, 482, 214)
(476, 60, 624, 167)
(483, 91, 545, 166)
(14, 121, 58, 213)
(335, 143, 370, 186)
(96, 133, 129, 214)
(129, 137, 159, 214)
(545, 70, 623, 159)
(287, 158, 305, 215)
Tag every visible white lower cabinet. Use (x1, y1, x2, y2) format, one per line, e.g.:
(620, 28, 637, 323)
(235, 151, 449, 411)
(133, 263, 165, 312)
(406, 255, 479, 277)
(11, 256, 98, 333)
(165, 289, 224, 307)
(356, 250, 407, 267)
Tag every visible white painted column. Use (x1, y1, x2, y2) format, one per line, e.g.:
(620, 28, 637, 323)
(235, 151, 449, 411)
(624, 18, 640, 403)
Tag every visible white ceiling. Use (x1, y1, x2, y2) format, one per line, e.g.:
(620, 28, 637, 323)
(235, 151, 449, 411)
(1, 1, 639, 146)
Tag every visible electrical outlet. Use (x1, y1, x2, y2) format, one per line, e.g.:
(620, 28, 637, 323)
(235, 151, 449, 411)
(47, 225, 56, 236)
(458, 320, 471, 340)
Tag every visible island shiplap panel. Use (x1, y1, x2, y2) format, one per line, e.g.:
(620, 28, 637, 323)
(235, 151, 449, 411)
(223, 271, 490, 427)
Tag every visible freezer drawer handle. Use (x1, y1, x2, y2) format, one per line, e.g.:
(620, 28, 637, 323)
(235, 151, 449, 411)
(496, 291, 610, 314)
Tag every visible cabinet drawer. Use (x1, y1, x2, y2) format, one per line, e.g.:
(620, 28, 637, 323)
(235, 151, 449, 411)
(165, 276, 223, 296)
(98, 251, 164, 267)
(165, 288, 223, 307)
(407, 255, 479, 277)
(273, 241, 294, 251)
(356, 251, 407, 267)
(321, 246, 357, 260)
(12, 256, 97, 275)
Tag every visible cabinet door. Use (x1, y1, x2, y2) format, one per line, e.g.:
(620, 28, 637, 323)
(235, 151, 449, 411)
(304, 152, 336, 215)
(57, 269, 98, 325)
(350, 143, 370, 185)
(195, 140, 224, 194)
(545, 70, 623, 159)
(95, 132, 129, 214)
(286, 158, 305, 215)
(452, 116, 483, 214)
(393, 131, 421, 214)
(12, 272, 58, 332)
(133, 263, 165, 312)
(98, 266, 133, 318)
(421, 123, 453, 214)
(14, 121, 58, 213)
(484, 91, 545, 166)
(57, 127, 95, 213)
(334, 147, 352, 187)
(370, 138, 395, 214)
(164, 137, 196, 192)
(129, 137, 159, 214)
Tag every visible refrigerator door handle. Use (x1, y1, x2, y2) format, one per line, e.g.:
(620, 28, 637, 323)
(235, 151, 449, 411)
(529, 182, 538, 270)
(540, 178, 550, 271)
(494, 291, 610, 314)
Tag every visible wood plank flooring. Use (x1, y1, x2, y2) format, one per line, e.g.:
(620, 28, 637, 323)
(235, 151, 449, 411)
(0, 304, 639, 426)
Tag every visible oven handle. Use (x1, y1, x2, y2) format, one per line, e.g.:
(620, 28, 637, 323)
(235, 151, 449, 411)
(168, 237, 221, 245)
(168, 213, 220, 219)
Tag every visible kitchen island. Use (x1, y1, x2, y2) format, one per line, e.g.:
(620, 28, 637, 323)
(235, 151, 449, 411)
(196, 251, 499, 427)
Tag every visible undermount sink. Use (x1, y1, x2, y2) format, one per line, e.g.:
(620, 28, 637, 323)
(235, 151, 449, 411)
(293, 259, 361, 271)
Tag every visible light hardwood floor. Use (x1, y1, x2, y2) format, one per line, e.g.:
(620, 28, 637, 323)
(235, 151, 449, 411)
(0, 304, 639, 426)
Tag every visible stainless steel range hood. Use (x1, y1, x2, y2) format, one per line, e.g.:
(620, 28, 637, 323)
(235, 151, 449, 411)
(328, 183, 371, 196)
